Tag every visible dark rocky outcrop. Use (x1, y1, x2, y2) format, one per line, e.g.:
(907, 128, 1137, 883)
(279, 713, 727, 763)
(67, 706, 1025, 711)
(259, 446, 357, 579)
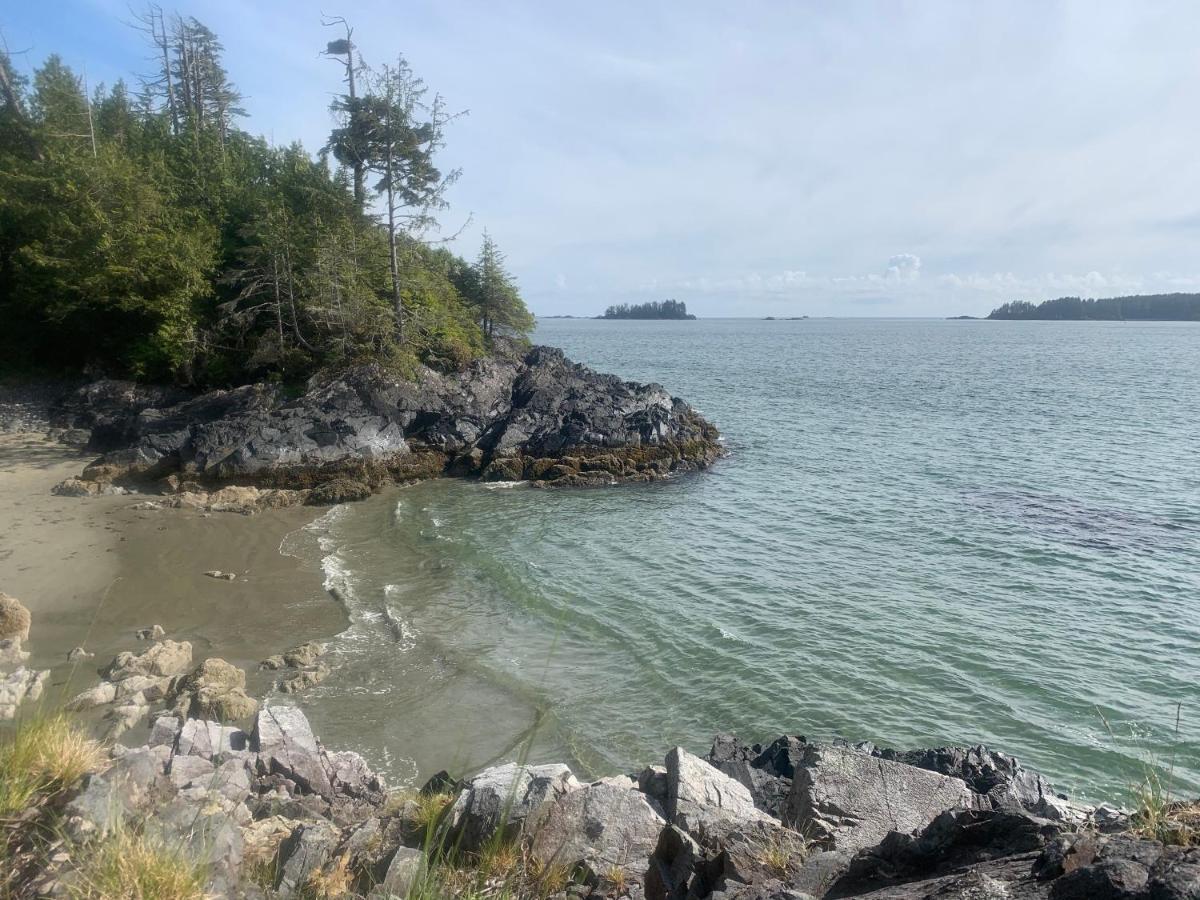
(35, 345, 719, 501)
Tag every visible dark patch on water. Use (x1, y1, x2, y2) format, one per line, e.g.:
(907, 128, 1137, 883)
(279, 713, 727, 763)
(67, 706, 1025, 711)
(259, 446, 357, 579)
(962, 488, 1198, 554)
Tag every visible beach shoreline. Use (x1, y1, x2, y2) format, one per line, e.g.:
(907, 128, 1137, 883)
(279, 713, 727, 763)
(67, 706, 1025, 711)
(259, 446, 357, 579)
(0, 433, 344, 720)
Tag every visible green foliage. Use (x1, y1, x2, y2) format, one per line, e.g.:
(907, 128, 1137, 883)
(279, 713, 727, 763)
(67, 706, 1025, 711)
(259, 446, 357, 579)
(602, 299, 695, 319)
(0, 11, 535, 386)
(988, 293, 1200, 320)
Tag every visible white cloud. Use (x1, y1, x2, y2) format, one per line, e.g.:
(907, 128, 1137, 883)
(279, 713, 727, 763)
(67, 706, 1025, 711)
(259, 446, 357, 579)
(885, 254, 922, 282)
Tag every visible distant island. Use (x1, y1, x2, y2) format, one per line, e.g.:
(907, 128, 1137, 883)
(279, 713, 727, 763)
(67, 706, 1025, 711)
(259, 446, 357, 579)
(599, 300, 696, 320)
(987, 293, 1200, 321)
(764, 316, 809, 321)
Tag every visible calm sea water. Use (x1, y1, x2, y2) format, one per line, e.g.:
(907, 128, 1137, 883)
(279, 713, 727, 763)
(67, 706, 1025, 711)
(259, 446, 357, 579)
(285, 318, 1200, 802)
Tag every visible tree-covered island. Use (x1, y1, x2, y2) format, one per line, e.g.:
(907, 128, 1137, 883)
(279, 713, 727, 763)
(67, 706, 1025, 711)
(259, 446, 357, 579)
(598, 299, 696, 319)
(987, 293, 1200, 320)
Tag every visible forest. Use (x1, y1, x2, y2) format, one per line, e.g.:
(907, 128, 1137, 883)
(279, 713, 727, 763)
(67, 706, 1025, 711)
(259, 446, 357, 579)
(0, 10, 534, 386)
(599, 299, 695, 320)
(987, 294, 1200, 321)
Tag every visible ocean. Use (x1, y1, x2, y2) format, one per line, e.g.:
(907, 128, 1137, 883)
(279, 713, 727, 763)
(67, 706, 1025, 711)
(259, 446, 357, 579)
(282, 317, 1200, 802)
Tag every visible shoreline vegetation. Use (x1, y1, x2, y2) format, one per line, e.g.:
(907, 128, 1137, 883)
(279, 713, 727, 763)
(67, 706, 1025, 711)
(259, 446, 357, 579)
(0, 10, 533, 389)
(986, 292, 1200, 321)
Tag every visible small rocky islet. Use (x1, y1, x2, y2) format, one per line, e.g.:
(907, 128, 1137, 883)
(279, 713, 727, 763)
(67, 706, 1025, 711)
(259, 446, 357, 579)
(32, 343, 722, 510)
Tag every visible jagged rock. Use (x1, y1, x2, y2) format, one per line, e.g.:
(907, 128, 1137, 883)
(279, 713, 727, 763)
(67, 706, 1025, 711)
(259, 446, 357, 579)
(447, 761, 580, 851)
(66, 748, 174, 837)
(666, 747, 775, 849)
(149, 715, 181, 748)
(307, 478, 373, 505)
(0, 593, 32, 642)
(828, 807, 1063, 897)
(51, 477, 127, 496)
(647, 824, 707, 900)
(241, 816, 298, 879)
(176, 718, 249, 759)
(72, 347, 719, 501)
(707, 734, 805, 818)
(114, 673, 171, 701)
(0, 666, 48, 720)
(639, 765, 670, 809)
(254, 705, 334, 800)
(168, 754, 216, 788)
(0, 636, 29, 669)
(150, 792, 245, 896)
(785, 744, 985, 853)
(103, 639, 193, 681)
(66, 645, 93, 663)
(530, 781, 668, 886)
(323, 749, 386, 803)
(870, 743, 1091, 825)
(136, 624, 165, 641)
(66, 680, 117, 710)
(375, 846, 424, 899)
(104, 699, 149, 737)
(169, 487, 305, 515)
(278, 663, 330, 694)
(173, 658, 258, 722)
(276, 821, 341, 898)
(261, 654, 287, 670)
(283, 641, 326, 668)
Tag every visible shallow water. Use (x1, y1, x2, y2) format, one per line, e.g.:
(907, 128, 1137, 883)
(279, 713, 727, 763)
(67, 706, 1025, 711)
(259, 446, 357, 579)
(290, 318, 1200, 801)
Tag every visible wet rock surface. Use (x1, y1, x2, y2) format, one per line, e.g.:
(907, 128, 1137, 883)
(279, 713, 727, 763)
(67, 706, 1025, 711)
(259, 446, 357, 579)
(33, 345, 719, 501)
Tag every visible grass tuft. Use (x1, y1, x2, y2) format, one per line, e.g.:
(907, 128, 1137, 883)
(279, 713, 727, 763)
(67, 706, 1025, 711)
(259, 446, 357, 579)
(0, 714, 105, 816)
(306, 852, 354, 898)
(69, 825, 207, 900)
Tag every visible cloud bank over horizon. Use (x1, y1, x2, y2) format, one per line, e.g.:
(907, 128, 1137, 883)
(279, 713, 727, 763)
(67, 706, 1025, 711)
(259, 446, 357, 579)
(7, 1, 1200, 317)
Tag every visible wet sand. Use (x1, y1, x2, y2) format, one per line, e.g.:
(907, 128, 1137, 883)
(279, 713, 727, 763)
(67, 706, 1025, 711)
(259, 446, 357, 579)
(0, 434, 345, 711)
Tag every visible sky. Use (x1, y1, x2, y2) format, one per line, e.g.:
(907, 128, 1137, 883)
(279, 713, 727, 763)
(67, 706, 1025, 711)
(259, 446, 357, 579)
(5, 1, 1200, 317)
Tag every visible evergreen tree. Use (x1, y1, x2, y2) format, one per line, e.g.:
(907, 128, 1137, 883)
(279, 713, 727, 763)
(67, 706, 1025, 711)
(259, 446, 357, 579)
(471, 231, 534, 340)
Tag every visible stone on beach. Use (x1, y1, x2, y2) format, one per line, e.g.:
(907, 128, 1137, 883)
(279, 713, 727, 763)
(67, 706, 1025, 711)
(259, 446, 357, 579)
(0, 592, 32, 642)
(0, 666, 48, 720)
(173, 657, 258, 722)
(103, 639, 193, 681)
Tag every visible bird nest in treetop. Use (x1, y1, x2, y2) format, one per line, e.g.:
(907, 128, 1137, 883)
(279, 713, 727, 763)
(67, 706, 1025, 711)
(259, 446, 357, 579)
(325, 39, 351, 55)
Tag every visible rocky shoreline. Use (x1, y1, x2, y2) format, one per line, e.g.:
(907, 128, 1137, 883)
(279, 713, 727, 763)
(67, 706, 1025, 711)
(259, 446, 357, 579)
(2, 593, 1197, 899)
(2, 345, 722, 511)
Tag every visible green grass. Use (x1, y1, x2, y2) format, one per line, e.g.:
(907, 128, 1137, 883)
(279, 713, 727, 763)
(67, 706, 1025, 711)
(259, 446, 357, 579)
(0, 714, 104, 816)
(68, 825, 207, 900)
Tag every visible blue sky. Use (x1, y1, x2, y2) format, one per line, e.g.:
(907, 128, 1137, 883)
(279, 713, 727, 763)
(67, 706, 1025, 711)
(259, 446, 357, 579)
(6, 1, 1200, 316)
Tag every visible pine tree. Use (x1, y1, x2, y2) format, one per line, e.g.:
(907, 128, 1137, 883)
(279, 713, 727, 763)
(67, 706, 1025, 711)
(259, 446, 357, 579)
(472, 231, 534, 340)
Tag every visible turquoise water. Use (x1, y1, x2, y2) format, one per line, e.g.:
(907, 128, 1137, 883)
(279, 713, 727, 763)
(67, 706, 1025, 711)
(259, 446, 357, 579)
(289, 318, 1200, 802)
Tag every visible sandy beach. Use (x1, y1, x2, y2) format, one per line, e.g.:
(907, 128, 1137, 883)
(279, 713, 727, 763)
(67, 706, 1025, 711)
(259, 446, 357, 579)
(0, 434, 345, 716)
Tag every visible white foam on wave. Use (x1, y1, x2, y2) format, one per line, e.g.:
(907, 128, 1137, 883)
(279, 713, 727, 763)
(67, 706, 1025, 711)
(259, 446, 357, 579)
(481, 480, 528, 490)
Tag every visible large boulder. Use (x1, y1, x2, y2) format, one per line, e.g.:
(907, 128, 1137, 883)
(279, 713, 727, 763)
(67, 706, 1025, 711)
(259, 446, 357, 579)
(446, 761, 579, 851)
(529, 781, 667, 887)
(666, 747, 776, 848)
(784, 744, 986, 853)
(0, 593, 32, 642)
(707, 734, 806, 818)
(253, 705, 333, 800)
(103, 640, 192, 681)
(0, 666, 48, 720)
(172, 658, 258, 722)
